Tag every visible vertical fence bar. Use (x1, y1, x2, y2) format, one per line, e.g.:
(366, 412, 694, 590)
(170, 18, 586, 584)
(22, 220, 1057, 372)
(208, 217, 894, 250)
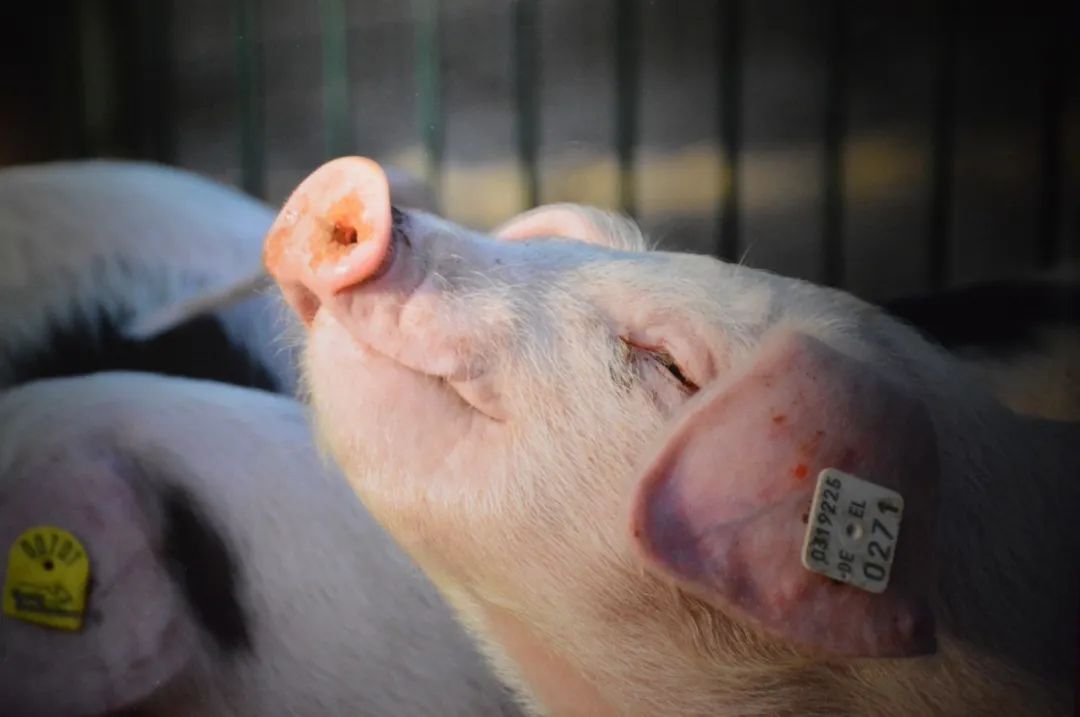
(1037, 3, 1065, 270)
(717, 0, 742, 262)
(512, 0, 541, 210)
(235, 0, 266, 198)
(822, 0, 848, 287)
(614, 0, 640, 218)
(320, 0, 352, 159)
(413, 0, 444, 198)
(52, 0, 89, 158)
(75, 0, 114, 156)
(128, 0, 176, 163)
(927, 3, 956, 289)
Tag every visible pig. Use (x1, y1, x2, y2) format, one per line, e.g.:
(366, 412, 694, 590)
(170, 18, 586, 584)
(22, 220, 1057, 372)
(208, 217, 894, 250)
(0, 159, 437, 396)
(263, 156, 1080, 716)
(0, 159, 293, 393)
(0, 370, 520, 716)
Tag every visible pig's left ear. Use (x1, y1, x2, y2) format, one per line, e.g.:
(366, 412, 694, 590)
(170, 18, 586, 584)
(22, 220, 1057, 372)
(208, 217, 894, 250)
(628, 328, 940, 658)
(494, 203, 647, 251)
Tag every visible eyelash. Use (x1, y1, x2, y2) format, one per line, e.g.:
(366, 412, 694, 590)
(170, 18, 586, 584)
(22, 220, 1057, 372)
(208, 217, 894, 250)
(619, 339, 698, 392)
(651, 349, 696, 389)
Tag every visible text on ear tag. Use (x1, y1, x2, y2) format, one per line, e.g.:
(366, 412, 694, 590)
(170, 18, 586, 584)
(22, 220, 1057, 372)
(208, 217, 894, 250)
(801, 468, 904, 594)
(3, 526, 91, 631)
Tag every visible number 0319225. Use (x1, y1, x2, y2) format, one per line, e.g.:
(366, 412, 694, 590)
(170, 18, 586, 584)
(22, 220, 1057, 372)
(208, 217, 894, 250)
(800, 468, 905, 594)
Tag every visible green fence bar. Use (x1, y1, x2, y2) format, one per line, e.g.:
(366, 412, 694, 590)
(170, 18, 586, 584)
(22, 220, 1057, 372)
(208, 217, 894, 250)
(413, 0, 444, 197)
(927, 3, 956, 289)
(512, 0, 541, 210)
(822, 0, 848, 287)
(234, 0, 265, 198)
(614, 0, 640, 218)
(320, 0, 352, 160)
(717, 0, 742, 261)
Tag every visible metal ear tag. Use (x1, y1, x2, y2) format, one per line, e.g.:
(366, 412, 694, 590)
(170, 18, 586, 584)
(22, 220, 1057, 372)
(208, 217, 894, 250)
(801, 468, 904, 594)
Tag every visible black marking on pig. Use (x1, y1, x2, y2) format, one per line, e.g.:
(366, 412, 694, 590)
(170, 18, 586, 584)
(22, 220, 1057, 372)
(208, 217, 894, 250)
(160, 484, 253, 654)
(391, 205, 405, 228)
(882, 279, 1080, 355)
(7, 307, 280, 392)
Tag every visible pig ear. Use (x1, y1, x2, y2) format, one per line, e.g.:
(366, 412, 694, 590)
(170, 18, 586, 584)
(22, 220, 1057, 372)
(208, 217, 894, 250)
(628, 328, 939, 658)
(0, 456, 200, 714)
(494, 203, 647, 251)
(121, 269, 273, 340)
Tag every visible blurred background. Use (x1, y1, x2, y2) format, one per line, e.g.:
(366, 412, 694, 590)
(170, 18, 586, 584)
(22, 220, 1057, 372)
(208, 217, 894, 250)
(1, 0, 1076, 304)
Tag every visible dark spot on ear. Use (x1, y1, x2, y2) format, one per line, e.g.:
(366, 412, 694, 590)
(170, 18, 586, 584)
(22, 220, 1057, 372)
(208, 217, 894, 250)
(160, 485, 252, 654)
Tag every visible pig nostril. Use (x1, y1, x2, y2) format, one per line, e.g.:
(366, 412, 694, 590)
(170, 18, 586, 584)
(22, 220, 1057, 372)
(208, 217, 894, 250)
(331, 220, 358, 247)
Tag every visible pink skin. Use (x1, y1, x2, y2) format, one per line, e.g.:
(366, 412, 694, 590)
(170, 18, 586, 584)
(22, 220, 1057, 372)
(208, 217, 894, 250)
(630, 330, 939, 658)
(264, 157, 393, 325)
(265, 157, 1076, 715)
(263, 159, 726, 712)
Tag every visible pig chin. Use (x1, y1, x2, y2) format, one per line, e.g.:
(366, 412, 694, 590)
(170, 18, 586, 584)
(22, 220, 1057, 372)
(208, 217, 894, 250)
(303, 311, 497, 491)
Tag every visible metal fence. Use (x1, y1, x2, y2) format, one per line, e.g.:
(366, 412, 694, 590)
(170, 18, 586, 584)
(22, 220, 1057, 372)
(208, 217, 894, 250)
(4, 0, 1077, 302)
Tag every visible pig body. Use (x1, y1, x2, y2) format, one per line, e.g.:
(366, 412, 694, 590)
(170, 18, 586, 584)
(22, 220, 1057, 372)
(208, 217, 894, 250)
(0, 371, 520, 716)
(0, 159, 298, 393)
(266, 158, 1080, 716)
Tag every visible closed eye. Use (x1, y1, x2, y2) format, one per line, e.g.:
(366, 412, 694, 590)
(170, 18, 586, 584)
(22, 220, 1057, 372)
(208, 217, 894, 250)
(619, 338, 699, 392)
(651, 349, 698, 390)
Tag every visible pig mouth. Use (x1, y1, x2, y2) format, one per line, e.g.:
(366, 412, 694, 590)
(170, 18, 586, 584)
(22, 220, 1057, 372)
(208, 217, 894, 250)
(306, 223, 506, 422)
(311, 309, 506, 423)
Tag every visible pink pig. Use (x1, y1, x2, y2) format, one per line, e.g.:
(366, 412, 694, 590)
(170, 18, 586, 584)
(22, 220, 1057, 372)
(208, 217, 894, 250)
(0, 371, 518, 716)
(265, 157, 1080, 716)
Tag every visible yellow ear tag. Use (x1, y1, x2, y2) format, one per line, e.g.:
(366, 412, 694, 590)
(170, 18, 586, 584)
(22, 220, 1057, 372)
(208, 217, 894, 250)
(3, 526, 90, 631)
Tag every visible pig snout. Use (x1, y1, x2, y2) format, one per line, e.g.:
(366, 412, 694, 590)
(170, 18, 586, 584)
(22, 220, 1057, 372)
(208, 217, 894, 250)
(263, 156, 400, 326)
(264, 156, 517, 420)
